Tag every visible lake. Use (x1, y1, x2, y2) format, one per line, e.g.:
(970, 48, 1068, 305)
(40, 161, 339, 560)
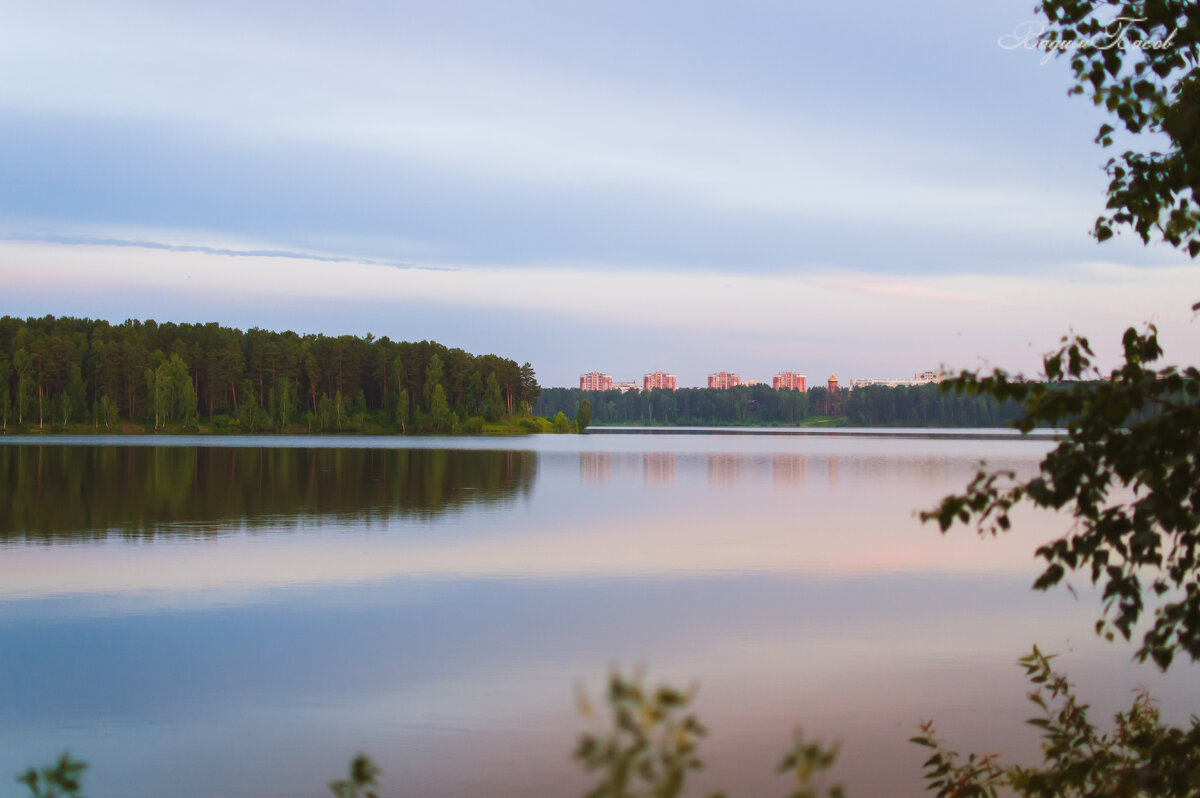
(1, 433, 1196, 797)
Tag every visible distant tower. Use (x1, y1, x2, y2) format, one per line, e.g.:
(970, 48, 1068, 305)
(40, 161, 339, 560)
(826, 373, 841, 416)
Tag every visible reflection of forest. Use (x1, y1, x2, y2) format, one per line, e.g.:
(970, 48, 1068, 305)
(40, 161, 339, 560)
(0, 445, 537, 541)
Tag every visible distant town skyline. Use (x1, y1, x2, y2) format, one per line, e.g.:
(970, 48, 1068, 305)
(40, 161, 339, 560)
(575, 369, 938, 391)
(1, 2, 1197, 386)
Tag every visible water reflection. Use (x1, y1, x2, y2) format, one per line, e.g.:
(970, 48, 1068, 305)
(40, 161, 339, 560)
(579, 451, 612, 484)
(0, 445, 536, 542)
(772, 454, 805, 487)
(6, 436, 1183, 798)
(643, 452, 676, 486)
(707, 454, 740, 486)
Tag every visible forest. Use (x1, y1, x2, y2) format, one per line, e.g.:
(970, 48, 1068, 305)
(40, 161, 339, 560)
(0, 316, 540, 434)
(535, 382, 1027, 427)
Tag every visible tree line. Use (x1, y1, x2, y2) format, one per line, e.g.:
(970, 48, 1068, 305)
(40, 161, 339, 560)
(535, 382, 1027, 427)
(0, 316, 540, 433)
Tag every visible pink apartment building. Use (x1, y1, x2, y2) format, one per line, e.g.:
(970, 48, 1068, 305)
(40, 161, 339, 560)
(643, 371, 677, 390)
(772, 372, 807, 391)
(580, 372, 614, 391)
(707, 371, 741, 389)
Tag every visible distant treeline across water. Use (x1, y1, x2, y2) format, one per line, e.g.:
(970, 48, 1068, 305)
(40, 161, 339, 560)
(0, 316, 540, 433)
(535, 384, 1027, 427)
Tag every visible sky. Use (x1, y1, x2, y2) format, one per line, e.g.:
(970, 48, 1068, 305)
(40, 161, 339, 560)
(1, 0, 1196, 387)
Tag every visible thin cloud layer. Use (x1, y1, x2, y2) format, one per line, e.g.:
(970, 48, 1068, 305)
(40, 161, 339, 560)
(3, 238, 1195, 386)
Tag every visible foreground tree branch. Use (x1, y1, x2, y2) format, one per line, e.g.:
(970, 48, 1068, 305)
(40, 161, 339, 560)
(924, 321, 1200, 668)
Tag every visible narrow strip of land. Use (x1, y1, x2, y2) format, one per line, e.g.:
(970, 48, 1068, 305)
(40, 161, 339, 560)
(585, 426, 1062, 440)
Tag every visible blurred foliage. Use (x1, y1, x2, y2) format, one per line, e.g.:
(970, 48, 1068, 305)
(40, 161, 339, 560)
(16, 754, 86, 798)
(329, 754, 381, 798)
(574, 670, 712, 798)
(18, 650, 1196, 798)
(924, 324, 1200, 669)
(573, 669, 844, 798)
(913, 646, 1200, 798)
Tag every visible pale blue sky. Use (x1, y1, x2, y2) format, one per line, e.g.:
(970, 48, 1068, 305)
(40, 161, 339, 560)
(1, 1, 1195, 386)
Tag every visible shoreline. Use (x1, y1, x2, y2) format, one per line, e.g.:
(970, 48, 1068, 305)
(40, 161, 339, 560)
(584, 426, 1062, 440)
(0, 426, 1064, 446)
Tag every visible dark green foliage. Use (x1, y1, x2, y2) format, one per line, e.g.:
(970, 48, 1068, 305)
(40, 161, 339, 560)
(463, 370, 482, 417)
(0, 356, 11, 430)
(429, 384, 451, 432)
(424, 354, 444, 408)
(535, 384, 1023, 428)
(483, 372, 505, 422)
(1034, 1, 1199, 254)
(576, 399, 592, 432)
(16, 754, 86, 798)
(916, 3, 1200, 789)
(924, 325, 1200, 669)
(520, 362, 541, 414)
(396, 389, 410, 433)
(0, 316, 537, 434)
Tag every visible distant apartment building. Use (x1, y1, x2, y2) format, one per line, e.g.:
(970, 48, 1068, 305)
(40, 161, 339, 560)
(742, 378, 764, 387)
(612, 381, 640, 394)
(773, 372, 807, 391)
(846, 371, 942, 389)
(580, 371, 614, 391)
(707, 371, 741, 389)
(643, 371, 677, 391)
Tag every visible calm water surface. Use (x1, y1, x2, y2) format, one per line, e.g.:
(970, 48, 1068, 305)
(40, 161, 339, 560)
(1, 433, 1196, 797)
